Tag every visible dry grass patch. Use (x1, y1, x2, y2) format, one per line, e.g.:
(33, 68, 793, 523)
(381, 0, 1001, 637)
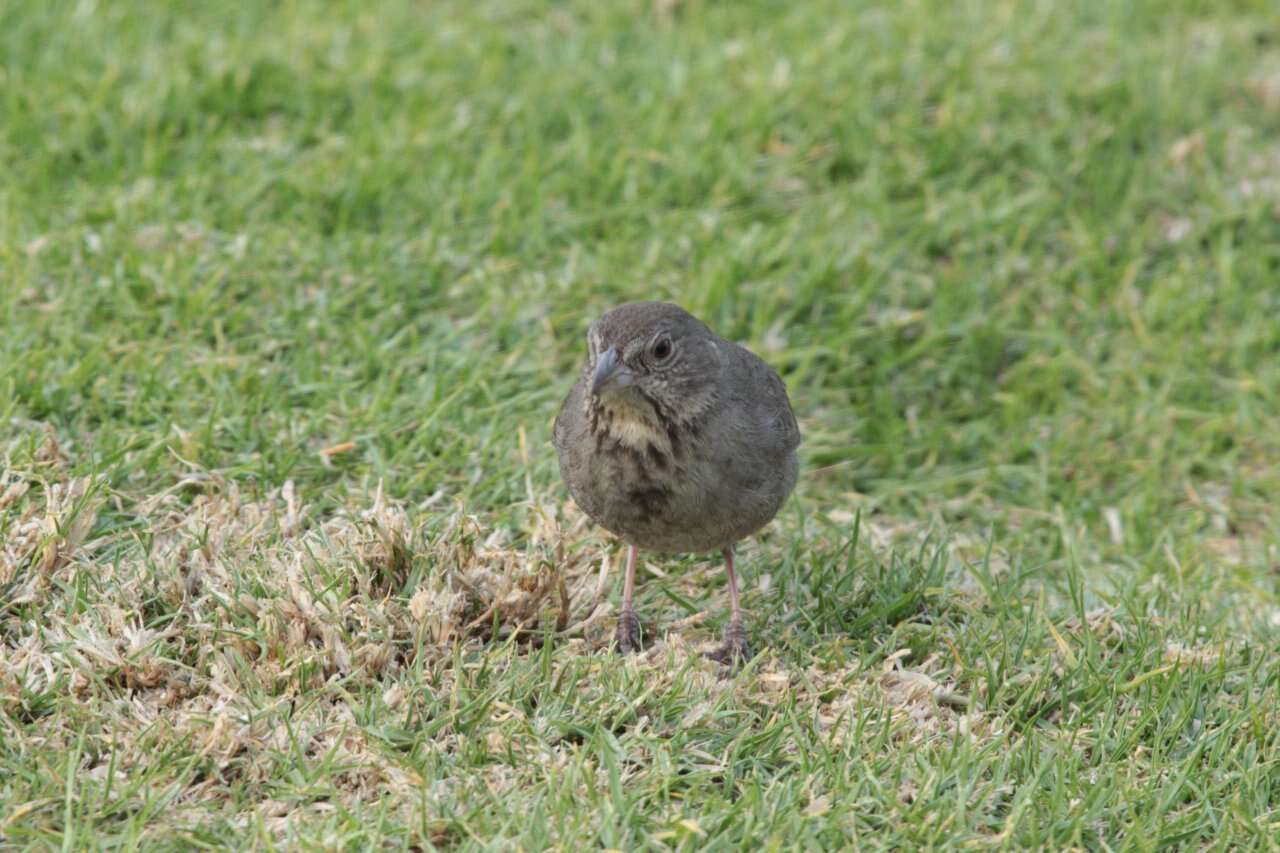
(1, 429, 990, 842)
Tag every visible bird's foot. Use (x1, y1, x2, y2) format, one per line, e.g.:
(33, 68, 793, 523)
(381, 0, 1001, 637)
(704, 622, 751, 667)
(614, 609, 642, 655)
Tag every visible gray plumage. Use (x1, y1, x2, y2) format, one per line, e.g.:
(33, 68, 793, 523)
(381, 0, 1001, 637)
(553, 301, 800, 661)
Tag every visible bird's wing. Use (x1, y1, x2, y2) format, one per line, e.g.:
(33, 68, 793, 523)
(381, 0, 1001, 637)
(736, 343, 800, 454)
(762, 365, 801, 453)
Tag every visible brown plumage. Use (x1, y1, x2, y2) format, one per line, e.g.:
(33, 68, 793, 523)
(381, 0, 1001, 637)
(553, 302, 800, 663)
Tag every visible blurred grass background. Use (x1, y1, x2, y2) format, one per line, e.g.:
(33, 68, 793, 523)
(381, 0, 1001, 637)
(3, 0, 1279, 847)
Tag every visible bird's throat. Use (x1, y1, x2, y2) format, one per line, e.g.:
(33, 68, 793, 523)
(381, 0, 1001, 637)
(591, 399, 671, 456)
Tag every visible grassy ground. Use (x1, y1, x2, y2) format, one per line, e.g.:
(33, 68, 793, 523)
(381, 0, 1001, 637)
(3, 0, 1280, 848)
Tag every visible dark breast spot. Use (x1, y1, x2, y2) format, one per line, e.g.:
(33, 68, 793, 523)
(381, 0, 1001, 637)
(646, 442, 668, 469)
(627, 484, 671, 521)
(619, 443, 652, 477)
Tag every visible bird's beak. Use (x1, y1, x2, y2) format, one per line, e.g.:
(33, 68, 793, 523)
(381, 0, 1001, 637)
(591, 347, 634, 398)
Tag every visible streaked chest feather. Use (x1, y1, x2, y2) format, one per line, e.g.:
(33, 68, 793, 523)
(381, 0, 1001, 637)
(588, 401, 676, 463)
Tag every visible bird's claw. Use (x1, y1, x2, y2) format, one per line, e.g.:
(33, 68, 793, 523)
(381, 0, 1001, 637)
(614, 609, 642, 655)
(704, 622, 751, 667)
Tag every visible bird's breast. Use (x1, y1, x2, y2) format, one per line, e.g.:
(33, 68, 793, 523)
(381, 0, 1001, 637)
(566, 404, 766, 553)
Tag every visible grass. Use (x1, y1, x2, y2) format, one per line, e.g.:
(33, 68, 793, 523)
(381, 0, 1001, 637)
(2, 0, 1280, 847)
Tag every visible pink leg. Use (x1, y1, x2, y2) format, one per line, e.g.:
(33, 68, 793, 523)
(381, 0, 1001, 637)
(723, 546, 742, 631)
(615, 545, 642, 654)
(706, 546, 751, 666)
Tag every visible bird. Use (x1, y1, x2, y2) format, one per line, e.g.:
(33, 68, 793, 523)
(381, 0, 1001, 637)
(553, 302, 800, 664)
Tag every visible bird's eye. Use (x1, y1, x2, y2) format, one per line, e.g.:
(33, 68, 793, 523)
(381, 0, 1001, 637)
(651, 336, 673, 361)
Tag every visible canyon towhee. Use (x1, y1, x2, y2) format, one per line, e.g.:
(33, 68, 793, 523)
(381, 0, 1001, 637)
(554, 302, 800, 663)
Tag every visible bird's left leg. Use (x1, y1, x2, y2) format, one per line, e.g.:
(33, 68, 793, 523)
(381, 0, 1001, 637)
(614, 544, 643, 654)
(706, 546, 751, 665)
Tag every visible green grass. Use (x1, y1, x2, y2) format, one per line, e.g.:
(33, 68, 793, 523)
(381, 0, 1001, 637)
(3, 0, 1280, 848)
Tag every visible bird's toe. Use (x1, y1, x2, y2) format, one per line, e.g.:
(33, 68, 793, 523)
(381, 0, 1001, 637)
(614, 610, 642, 655)
(704, 623, 752, 667)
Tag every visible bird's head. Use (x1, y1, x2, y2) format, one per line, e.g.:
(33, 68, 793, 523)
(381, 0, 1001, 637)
(583, 302, 722, 427)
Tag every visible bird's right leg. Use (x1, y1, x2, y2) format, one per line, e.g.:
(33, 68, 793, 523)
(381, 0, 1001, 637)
(614, 544, 642, 654)
(705, 546, 751, 666)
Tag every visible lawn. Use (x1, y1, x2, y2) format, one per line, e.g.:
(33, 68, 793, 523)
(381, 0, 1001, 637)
(3, 0, 1280, 848)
